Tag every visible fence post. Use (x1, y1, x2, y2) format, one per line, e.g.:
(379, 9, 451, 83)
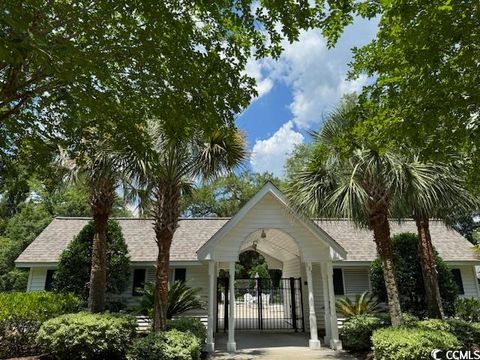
(290, 277, 298, 332)
(257, 277, 263, 330)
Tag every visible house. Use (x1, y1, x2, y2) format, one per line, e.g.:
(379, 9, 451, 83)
(15, 183, 480, 352)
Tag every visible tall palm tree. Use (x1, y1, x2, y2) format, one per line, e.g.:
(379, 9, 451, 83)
(395, 160, 477, 318)
(142, 121, 246, 330)
(288, 147, 408, 326)
(60, 137, 148, 312)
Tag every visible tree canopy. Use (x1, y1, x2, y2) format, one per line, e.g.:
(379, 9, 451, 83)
(182, 171, 283, 217)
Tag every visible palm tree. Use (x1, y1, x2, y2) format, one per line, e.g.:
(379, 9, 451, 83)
(141, 122, 246, 330)
(60, 137, 147, 312)
(395, 160, 477, 318)
(289, 147, 409, 326)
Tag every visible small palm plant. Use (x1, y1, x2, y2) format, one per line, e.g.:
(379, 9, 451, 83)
(336, 291, 382, 317)
(137, 282, 204, 319)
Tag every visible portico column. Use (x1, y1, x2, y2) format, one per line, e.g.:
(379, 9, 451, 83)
(305, 262, 321, 349)
(326, 261, 342, 350)
(227, 261, 236, 352)
(321, 262, 332, 345)
(206, 261, 216, 352)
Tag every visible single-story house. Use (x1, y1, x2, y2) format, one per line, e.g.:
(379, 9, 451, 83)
(15, 182, 480, 352)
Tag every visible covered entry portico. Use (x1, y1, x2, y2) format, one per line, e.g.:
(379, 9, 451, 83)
(197, 183, 347, 353)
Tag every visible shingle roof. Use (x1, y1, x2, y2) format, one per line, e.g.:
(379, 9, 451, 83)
(315, 219, 479, 263)
(15, 217, 479, 265)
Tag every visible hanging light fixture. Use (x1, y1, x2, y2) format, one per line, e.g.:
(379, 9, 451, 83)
(252, 229, 266, 252)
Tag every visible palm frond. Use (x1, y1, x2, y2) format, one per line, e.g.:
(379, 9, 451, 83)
(336, 291, 382, 317)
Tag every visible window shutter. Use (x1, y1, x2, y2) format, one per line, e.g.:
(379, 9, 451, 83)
(333, 268, 344, 295)
(132, 269, 146, 296)
(174, 268, 186, 283)
(451, 269, 465, 295)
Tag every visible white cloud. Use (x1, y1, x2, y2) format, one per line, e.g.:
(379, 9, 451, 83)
(245, 58, 274, 100)
(250, 121, 304, 177)
(248, 18, 377, 129)
(246, 18, 378, 176)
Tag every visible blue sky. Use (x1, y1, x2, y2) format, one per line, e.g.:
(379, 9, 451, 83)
(236, 18, 378, 177)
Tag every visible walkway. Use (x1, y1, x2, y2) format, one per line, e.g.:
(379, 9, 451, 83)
(211, 332, 357, 360)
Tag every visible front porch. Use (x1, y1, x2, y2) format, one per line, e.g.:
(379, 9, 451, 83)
(196, 183, 347, 353)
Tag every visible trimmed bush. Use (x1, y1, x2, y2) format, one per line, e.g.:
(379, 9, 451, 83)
(456, 297, 480, 323)
(370, 233, 458, 316)
(128, 329, 201, 360)
(340, 315, 389, 351)
(417, 319, 451, 332)
(167, 317, 207, 345)
(446, 319, 480, 348)
(37, 312, 136, 360)
(372, 327, 460, 360)
(53, 220, 130, 301)
(0, 291, 80, 358)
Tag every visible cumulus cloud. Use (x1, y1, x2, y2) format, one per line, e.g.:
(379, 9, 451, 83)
(245, 58, 274, 100)
(247, 18, 377, 176)
(250, 121, 304, 177)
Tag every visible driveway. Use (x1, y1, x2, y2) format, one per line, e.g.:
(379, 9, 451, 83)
(211, 332, 358, 360)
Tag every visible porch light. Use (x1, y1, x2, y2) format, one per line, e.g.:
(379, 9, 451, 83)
(261, 229, 266, 239)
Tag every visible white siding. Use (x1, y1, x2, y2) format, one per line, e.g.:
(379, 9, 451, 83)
(343, 267, 370, 296)
(212, 194, 331, 263)
(457, 265, 480, 298)
(28, 268, 47, 291)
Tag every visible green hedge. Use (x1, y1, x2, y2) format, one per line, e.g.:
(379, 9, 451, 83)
(167, 317, 206, 346)
(340, 315, 389, 351)
(445, 319, 480, 348)
(37, 312, 137, 360)
(456, 298, 480, 323)
(372, 327, 460, 360)
(0, 291, 80, 358)
(128, 329, 201, 360)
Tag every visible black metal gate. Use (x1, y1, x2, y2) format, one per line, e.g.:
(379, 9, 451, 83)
(216, 277, 304, 332)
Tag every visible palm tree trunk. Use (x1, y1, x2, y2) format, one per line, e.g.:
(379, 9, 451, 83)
(88, 180, 115, 313)
(415, 215, 444, 319)
(370, 211, 403, 326)
(153, 183, 181, 331)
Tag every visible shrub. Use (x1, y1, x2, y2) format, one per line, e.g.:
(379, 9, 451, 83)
(128, 329, 201, 360)
(372, 327, 460, 360)
(336, 291, 381, 317)
(137, 281, 204, 319)
(167, 317, 207, 345)
(417, 319, 451, 332)
(370, 233, 458, 316)
(0, 291, 80, 358)
(340, 315, 389, 351)
(456, 297, 480, 322)
(402, 312, 420, 326)
(53, 220, 130, 301)
(37, 312, 136, 360)
(445, 319, 480, 348)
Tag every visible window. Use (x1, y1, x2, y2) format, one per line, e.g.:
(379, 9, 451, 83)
(174, 268, 186, 283)
(451, 269, 465, 295)
(45, 270, 55, 291)
(333, 268, 344, 295)
(132, 269, 146, 296)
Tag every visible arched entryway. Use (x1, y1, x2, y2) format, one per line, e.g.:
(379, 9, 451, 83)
(216, 229, 305, 332)
(196, 182, 346, 353)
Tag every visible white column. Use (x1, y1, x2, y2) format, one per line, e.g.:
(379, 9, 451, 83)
(321, 262, 332, 345)
(306, 262, 321, 349)
(206, 261, 215, 352)
(227, 261, 236, 352)
(326, 261, 342, 350)
(473, 266, 480, 298)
